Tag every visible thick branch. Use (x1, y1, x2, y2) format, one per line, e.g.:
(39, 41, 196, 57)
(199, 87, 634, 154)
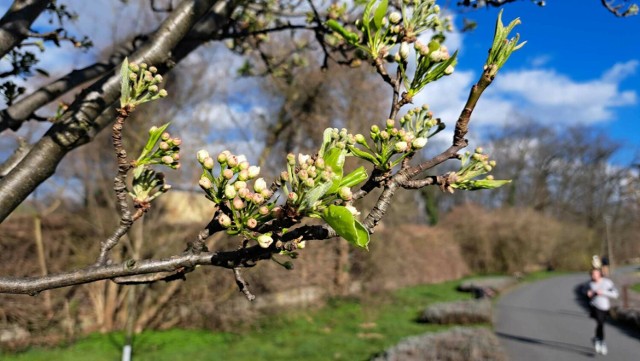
(0, 36, 146, 133)
(0, 0, 50, 59)
(452, 70, 493, 146)
(0, 0, 240, 223)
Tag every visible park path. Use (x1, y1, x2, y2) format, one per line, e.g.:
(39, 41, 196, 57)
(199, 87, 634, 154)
(494, 272, 640, 360)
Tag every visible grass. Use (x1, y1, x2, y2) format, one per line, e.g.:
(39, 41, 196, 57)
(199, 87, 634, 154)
(630, 283, 640, 293)
(1, 280, 477, 361)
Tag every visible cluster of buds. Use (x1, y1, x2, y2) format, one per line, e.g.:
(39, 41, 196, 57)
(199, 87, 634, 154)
(282, 151, 349, 209)
(447, 147, 510, 192)
(119, 58, 168, 108)
(196, 149, 276, 247)
(150, 129, 181, 169)
(346, 105, 442, 171)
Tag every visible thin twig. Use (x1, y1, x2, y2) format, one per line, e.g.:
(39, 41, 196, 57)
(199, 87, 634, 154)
(96, 106, 134, 266)
(233, 268, 255, 301)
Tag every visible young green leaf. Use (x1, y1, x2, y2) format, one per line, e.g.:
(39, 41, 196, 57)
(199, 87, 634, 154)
(322, 205, 370, 249)
(373, 0, 388, 30)
(339, 166, 368, 188)
(120, 58, 131, 107)
(137, 122, 171, 163)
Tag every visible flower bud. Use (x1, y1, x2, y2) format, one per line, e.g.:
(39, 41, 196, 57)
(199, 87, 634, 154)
(227, 155, 238, 167)
(218, 214, 231, 228)
(280, 171, 290, 182)
(486, 175, 495, 181)
(238, 188, 250, 199)
(444, 65, 454, 75)
(197, 150, 210, 163)
(298, 153, 310, 165)
(161, 155, 174, 164)
(371, 125, 380, 133)
(399, 42, 410, 61)
(158, 89, 168, 98)
(315, 158, 325, 170)
(252, 193, 264, 205)
(412, 137, 428, 149)
(338, 186, 353, 201)
(345, 204, 361, 217)
(257, 234, 273, 248)
(489, 160, 497, 167)
(203, 157, 214, 170)
(283, 153, 295, 166)
(172, 153, 180, 161)
(224, 185, 236, 199)
(239, 161, 249, 170)
(238, 169, 249, 181)
(128, 73, 137, 81)
(149, 125, 158, 134)
(140, 63, 148, 70)
(199, 176, 212, 190)
(232, 197, 245, 210)
(149, 66, 158, 74)
(159, 141, 169, 150)
(148, 85, 158, 93)
(298, 169, 309, 181)
(355, 134, 366, 145)
(386, 118, 395, 129)
(259, 206, 270, 215)
(484, 164, 493, 172)
(380, 131, 390, 140)
(288, 192, 298, 202)
(154, 74, 163, 83)
(304, 178, 315, 188)
(389, 11, 401, 24)
(297, 241, 306, 249)
(217, 152, 228, 163)
(237, 154, 247, 164)
(234, 181, 247, 190)
(223, 169, 234, 180)
(172, 138, 182, 146)
(246, 218, 258, 229)
(129, 63, 140, 73)
(475, 147, 484, 154)
(248, 166, 260, 178)
(394, 141, 408, 152)
(261, 189, 272, 199)
(161, 132, 170, 141)
(254, 178, 267, 193)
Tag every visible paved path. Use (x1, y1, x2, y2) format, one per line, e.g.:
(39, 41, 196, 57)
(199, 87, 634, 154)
(494, 273, 640, 360)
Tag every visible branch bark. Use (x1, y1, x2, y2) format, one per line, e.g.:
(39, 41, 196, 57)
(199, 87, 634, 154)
(0, 0, 50, 59)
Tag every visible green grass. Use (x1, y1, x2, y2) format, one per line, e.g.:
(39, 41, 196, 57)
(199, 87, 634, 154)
(630, 283, 640, 293)
(1, 280, 477, 361)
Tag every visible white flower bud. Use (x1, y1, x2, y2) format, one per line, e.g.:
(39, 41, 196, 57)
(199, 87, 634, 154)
(196, 150, 210, 164)
(412, 137, 428, 149)
(394, 141, 408, 152)
(389, 11, 402, 24)
(248, 166, 260, 179)
(254, 178, 267, 193)
(199, 176, 212, 190)
(444, 65, 454, 75)
(224, 185, 236, 199)
(257, 234, 273, 248)
(399, 42, 410, 61)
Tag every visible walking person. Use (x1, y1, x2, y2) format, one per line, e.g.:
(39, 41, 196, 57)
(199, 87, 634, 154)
(587, 268, 618, 355)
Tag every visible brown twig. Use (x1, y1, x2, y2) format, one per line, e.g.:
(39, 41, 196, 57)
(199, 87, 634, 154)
(233, 268, 255, 301)
(96, 106, 134, 266)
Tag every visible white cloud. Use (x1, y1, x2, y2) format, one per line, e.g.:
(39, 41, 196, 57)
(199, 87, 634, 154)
(412, 60, 638, 131)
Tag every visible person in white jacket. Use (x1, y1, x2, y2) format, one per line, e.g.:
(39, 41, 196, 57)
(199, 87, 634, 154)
(587, 268, 618, 355)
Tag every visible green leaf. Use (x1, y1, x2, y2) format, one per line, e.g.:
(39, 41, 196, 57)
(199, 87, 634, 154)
(373, 0, 388, 30)
(324, 147, 346, 193)
(339, 166, 368, 188)
(326, 20, 359, 44)
(120, 58, 131, 108)
(318, 128, 333, 157)
(451, 179, 511, 190)
(300, 181, 333, 210)
(322, 205, 370, 249)
(137, 122, 171, 163)
(348, 145, 379, 165)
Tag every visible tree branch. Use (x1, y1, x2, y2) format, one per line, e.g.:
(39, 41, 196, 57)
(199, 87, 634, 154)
(0, 0, 51, 59)
(0, 0, 241, 223)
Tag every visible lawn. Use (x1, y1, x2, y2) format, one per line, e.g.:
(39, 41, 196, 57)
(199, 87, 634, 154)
(2, 279, 484, 361)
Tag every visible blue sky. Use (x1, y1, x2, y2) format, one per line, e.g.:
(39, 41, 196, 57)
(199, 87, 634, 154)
(428, 1, 640, 164)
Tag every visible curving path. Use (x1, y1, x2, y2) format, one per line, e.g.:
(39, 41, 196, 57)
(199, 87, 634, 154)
(494, 272, 640, 360)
